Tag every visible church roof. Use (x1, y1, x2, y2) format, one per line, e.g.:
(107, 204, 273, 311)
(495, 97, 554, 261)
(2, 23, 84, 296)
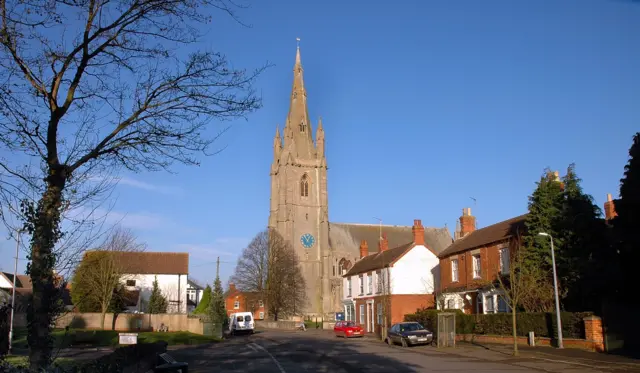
(328, 223, 452, 255)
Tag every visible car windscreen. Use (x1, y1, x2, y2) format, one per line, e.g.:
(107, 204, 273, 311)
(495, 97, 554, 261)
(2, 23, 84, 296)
(245, 315, 252, 321)
(345, 321, 356, 327)
(237, 315, 244, 322)
(400, 323, 424, 332)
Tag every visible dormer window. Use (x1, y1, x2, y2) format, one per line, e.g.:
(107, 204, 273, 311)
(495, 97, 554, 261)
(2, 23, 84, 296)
(300, 174, 309, 197)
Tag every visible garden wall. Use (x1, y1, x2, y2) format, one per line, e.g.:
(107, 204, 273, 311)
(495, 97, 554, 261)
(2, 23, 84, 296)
(54, 312, 205, 334)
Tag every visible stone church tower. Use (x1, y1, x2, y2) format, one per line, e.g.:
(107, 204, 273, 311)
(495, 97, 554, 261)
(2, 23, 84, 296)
(268, 44, 330, 316)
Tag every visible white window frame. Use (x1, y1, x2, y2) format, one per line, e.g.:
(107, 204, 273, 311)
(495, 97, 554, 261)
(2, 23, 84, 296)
(233, 300, 240, 309)
(376, 270, 382, 293)
(347, 277, 352, 297)
(472, 254, 481, 279)
(377, 303, 383, 325)
(451, 259, 459, 282)
(367, 273, 373, 294)
(499, 248, 510, 274)
(258, 300, 264, 308)
(359, 275, 364, 295)
(259, 311, 265, 319)
(359, 304, 365, 324)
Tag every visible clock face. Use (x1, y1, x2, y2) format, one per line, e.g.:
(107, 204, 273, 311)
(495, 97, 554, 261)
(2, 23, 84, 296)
(300, 233, 315, 249)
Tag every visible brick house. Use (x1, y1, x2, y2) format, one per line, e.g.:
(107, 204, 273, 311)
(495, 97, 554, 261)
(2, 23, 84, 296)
(341, 219, 447, 335)
(225, 283, 266, 320)
(438, 208, 527, 314)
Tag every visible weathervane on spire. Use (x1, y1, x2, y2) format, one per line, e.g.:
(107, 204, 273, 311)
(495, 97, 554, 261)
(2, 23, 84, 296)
(296, 37, 301, 48)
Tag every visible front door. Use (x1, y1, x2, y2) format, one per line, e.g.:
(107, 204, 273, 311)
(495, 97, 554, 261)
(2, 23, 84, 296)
(366, 303, 373, 333)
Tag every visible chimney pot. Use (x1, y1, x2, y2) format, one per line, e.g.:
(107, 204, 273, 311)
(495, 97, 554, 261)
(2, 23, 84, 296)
(604, 193, 617, 221)
(607, 193, 613, 202)
(412, 219, 425, 245)
(360, 240, 369, 258)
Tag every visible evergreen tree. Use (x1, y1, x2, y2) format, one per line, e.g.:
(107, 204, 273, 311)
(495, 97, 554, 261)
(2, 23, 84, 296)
(559, 164, 608, 311)
(523, 169, 565, 271)
(147, 276, 168, 314)
(613, 132, 640, 303)
(208, 276, 227, 325)
(193, 285, 212, 314)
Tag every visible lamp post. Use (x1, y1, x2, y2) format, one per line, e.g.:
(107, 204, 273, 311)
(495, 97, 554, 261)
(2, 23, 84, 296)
(538, 232, 563, 349)
(8, 229, 24, 354)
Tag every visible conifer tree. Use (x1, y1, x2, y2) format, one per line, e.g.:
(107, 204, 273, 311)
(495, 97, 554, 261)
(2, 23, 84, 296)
(613, 132, 640, 302)
(193, 285, 212, 314)
(147, 276, 168, 314)
(208, 276, 227, 325)
(523, 169, 565, 271)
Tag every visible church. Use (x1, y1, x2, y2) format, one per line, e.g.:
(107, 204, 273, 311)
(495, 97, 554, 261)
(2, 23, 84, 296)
(268, 45, 453, 318)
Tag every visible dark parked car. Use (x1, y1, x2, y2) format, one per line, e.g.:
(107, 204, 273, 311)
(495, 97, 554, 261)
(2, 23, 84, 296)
(385, 322, 433, 347)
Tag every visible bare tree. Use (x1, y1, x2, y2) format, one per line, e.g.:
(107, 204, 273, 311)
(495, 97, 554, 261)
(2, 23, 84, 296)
(230, 230, 269, 296)
(263, 229, 306, 321)
(70, 227, 143, 330)
(491, 234, 550, 356)
(0, 0, 265, 368)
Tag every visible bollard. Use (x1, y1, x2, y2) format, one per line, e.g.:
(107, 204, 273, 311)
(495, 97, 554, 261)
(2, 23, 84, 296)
(528, 331, 535, 347)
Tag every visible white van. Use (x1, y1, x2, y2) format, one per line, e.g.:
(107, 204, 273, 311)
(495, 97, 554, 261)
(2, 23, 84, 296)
(228, 312, 255, 335)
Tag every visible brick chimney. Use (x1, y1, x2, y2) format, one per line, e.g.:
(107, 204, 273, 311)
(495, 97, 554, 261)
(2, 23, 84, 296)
(412, 219, 425, 245)
(604, 193, 617, 221)
(229, 283, 236, 292)
(379, 233, 389, 252)
(359, 240, 369, 258)
(460, 208, 476, 237)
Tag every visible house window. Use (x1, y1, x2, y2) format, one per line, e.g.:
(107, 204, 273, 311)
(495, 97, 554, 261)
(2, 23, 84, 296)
(367, 273, 373, 294)
(359, 275, 364, 295)
(300, 174, 309, 197)
(339, 258, 346, 275)
(258, 300, 264, 308)
(233, 300, 240, 309)
(472, 254, 481, 279)
(447, 298, 456, 309)
(359, 304, 365, 324)
(497, 296, 509, 313)
(451, 259, 459, 282)
(485, 295, 495, 313)
(499, 248, 510, 274)
(126, 280, 136, 287)
(377, 303, 383, 325)
(347, 278, 352, 297)
(187, 290, 196, 301)
(376, 270, 382, 293)
(259, 311, 264, 319)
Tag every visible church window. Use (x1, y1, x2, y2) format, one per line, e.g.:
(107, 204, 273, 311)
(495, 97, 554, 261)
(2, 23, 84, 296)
(299, 121, 306, 133)
(338, 258, 347, 275)
(300, 174, 309, 197)
(306, 213, 308, 221)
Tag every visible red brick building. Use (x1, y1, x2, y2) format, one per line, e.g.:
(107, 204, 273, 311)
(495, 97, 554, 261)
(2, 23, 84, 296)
(224, 283, 266, 320)
(341, 219, 448, 336)
(439, 208, 526, 314)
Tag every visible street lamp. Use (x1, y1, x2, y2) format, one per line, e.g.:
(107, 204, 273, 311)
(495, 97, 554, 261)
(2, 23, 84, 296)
(538, 232, 564, 349)
(9, 228, 25, 354)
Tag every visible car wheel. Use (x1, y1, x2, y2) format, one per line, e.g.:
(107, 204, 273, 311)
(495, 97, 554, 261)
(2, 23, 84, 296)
(401, 338, 408, 347)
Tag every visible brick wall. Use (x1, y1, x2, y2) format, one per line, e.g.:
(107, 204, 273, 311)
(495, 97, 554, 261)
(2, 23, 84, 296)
(353, 294, 434, 336)
(440, 239, 511, 294)
(55, 312, 204, 334)
(225, 292, 266, 320)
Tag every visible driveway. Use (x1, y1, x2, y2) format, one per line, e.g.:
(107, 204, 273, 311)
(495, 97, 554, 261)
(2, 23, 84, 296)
(168, 329, 640, 373)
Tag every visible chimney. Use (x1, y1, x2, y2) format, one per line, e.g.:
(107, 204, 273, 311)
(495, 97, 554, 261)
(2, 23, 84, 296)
(379, 233, 389, 252)
(460, 208, 476, 237)
(359, 240, 369, 258)
(229, 283, 236, 292)
(412, 219, 425, 245)
(604, 193, 617, 221)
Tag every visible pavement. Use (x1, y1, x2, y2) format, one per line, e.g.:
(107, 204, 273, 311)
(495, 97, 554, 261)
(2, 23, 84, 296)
(167, 329, 640, 373)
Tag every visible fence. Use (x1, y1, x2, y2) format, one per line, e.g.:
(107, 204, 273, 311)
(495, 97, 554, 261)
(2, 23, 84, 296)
(53, 312, 205, 334)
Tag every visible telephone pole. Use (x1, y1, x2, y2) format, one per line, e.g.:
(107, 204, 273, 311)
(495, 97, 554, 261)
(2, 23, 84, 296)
(216, 256, 220, 279)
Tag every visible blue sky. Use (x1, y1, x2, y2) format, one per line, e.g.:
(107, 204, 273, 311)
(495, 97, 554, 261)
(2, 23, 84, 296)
(1, 0, 639, 288)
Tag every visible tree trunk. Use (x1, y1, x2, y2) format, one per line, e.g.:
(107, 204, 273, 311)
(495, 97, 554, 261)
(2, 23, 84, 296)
(28, 171, 67, 371)
(101, 305, 107, 330)
(512, 309, 519, 356)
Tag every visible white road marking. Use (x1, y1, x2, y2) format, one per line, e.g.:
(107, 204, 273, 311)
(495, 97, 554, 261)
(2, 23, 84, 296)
(246, 343, 258, 352)
(249, 342, 286, 373)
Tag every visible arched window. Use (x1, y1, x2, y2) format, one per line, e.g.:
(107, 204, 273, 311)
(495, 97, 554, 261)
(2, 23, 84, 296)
(338, 258, 347, 275)
(300, 174, 309, 197)
(299, 121, 306, 133)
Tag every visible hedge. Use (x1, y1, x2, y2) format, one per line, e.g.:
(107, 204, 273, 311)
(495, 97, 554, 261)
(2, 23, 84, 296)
(404, 308, 593, 340)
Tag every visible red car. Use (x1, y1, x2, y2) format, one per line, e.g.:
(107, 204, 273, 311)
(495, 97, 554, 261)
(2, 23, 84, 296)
(334, 321, 364, 338)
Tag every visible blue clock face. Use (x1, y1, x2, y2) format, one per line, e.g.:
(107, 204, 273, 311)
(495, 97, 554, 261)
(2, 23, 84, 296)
(300, 233, 315, 249)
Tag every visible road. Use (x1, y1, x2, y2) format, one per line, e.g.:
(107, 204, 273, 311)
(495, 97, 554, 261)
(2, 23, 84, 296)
(169, 329, 640, 373)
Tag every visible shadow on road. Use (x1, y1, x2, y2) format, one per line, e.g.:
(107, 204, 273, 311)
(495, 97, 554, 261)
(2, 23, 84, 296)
(172, 330, 424, 373)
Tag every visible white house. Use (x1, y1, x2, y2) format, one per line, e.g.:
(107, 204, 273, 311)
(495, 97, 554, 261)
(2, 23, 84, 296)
(341, 220, 447, 335)
(79, 251, 190, 313)
(186, 279, 205, 313)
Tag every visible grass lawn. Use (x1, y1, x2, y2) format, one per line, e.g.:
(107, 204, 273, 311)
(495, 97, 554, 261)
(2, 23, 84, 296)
(3, 356, 78, 369)
(11, 328, 220, 349)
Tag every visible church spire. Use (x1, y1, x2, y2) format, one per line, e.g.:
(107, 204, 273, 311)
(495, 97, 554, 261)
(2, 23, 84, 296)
(284, 39, 315, 159)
